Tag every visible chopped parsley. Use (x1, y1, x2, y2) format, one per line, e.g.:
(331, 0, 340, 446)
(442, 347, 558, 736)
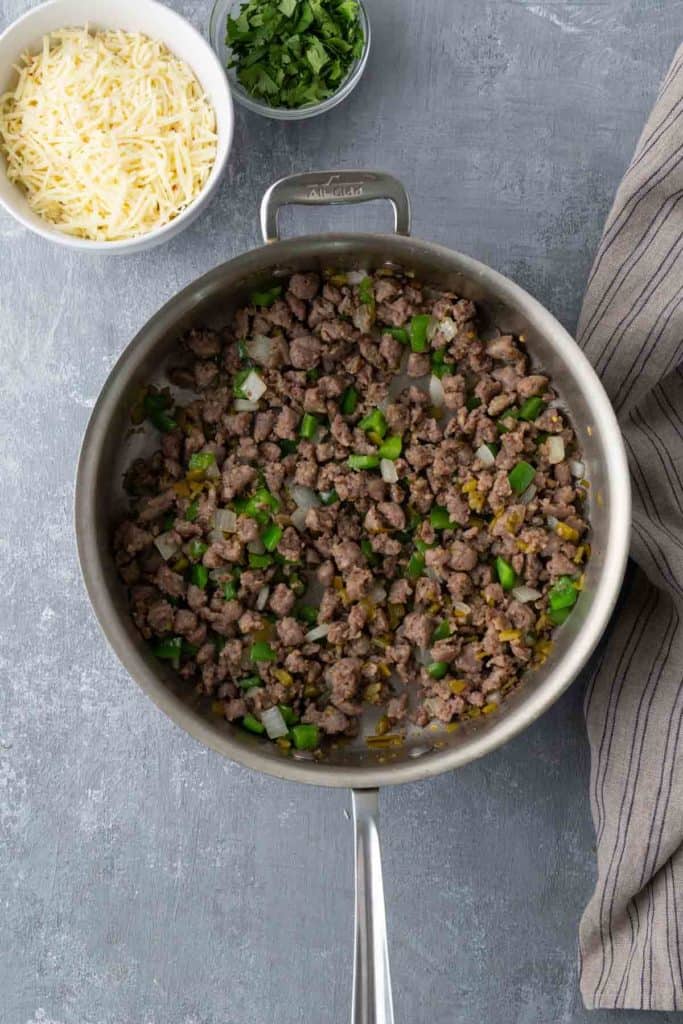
(226, 0, 365, 110)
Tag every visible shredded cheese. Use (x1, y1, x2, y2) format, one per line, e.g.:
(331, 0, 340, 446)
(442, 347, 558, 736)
(0, 28, 218, 241)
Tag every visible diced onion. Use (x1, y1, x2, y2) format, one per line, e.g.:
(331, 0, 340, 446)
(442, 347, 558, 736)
(213, 508, 237, 532)
(453, 602, 471, 618)
(475, 444, 495, 467)
(154, 531, 178, 561)
(234, 398, 259, 412)
(346, 269, 369, 284)
(256, 586, 270, 611)
(512, 585, 542, 604)
(409, 744, 432, 759)
(305, 623, 330, 643)
(519, 483, 537, 505)
(437, 317, 458, 342)
(207, 529, 224, 544)
(206, 461, 220, 479)
(248, 538, 265, 554)
(547, 515, 559, 530)
(371, 584, 387, 603)
(380, 458, 398, 483)
(246, 334, 274, 365)
(570, 459, 585, 478)
(547, 436, 565, 464)
(425, 316, 439, 342)
(242, 370, 267, 402)
(261, 706, 289, 740)
(429, 374, 445, 406)
(486, 691, 502, 705)
(291, 507, 308, 532)
(289, 485, 320, 510)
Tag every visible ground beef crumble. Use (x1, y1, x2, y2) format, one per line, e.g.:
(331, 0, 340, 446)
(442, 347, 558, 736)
(114, 268, 590, 754)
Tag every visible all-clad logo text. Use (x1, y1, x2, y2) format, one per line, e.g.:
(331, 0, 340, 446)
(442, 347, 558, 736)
(306, 175, 365, 199)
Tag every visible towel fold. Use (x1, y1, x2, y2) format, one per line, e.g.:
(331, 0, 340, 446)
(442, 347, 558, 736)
(578, 43, 683, 1011)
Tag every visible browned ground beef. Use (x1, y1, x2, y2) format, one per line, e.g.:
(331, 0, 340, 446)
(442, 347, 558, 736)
(113, 268, 589, 754)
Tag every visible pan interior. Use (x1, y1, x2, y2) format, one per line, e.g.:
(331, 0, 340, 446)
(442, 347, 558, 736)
(77, 234, 628, 786)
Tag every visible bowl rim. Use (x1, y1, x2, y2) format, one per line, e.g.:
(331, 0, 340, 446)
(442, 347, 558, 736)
(208, 0, 371, 121)
(0, 0, 234, 253)
(75, 231, 632, 789)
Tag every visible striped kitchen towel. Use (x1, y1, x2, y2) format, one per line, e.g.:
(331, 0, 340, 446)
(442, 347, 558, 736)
(577, 44, 683, 1010)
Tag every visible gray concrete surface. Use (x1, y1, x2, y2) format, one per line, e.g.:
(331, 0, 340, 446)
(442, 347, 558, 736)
(0, 0, 681, 1021)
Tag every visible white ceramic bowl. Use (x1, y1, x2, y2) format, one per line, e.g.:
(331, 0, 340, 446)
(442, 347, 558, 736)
(0, 0, 234, 254)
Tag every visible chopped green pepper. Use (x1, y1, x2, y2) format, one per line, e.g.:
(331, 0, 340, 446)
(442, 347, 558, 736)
(384, 326, 410, 344)
(151, 636, 182, 667)
(279, 438, 299, 455)
(224, 579, 238, 601)
(406, 552, 426, 579)
(185, 499, 199, 522)
(361, 538, 379, 566)
(348, 453, 380, 470)
(149, 409, 177, 433)
(378, 435, 402, 460)
(238, 675, 262, 689)
(548, 576, 579, 611)
(495, 556, 517, 591)
(466, 395, 482, 411)
(508, 460, 536, 495)
(261, 523, 283, 552)
(430, 505, 454, 530)
(187, 539, 208, 562)
(359, 408, 387, 438)
(518, 396, 545, 422)
(497, 408, 520, 434)
(358, 277, 374, 305)
(250, 641, 277, 662)
(188, 451, 216, 472)
(549, 605, 572, 626)
(409, 314, 432, 352)
(427, 661, 449, 679)
(319, 489, 339, 506)
(296, 604, 318, 625)
(190, 564, 209, 589)
(249, 552, 273, 569)
(278, 705, 299, 727)
(242, 713, 266, 735)
(299, 413, 319, 440)
(291, 724, 320, 750)
(432, 620, 452, 642)
(340, 386, 359, 415)
(249, 285, 282, 308)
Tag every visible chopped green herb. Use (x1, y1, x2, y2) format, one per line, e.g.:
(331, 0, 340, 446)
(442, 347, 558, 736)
(151, 637, 182, 664)
(227, 0, 365, 110)
(361, 537, 379, 565)
(406, 552, 426, 579)
(279, 438, 299, 455)
(432, 620, 452, 642)
(466, 395, 482, 412)
(358, 276, 374, 305)
(319, 489, 339, 506)
(224, 579, 238, 601)
(149, 409, 177, 433)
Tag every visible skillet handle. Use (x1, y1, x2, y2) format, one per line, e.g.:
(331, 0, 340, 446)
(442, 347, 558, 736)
(351, 789, 395, 1024)
(260, 170, 411, 243)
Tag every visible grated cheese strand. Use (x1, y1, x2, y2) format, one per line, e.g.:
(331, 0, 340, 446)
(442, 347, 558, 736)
(0, 27, 218, 241)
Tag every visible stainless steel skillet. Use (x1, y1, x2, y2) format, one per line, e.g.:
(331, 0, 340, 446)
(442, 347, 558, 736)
(75, 170, 631, 1024)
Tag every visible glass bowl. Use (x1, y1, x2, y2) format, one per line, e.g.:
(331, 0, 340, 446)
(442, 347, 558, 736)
(208, 0, 371, 120)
